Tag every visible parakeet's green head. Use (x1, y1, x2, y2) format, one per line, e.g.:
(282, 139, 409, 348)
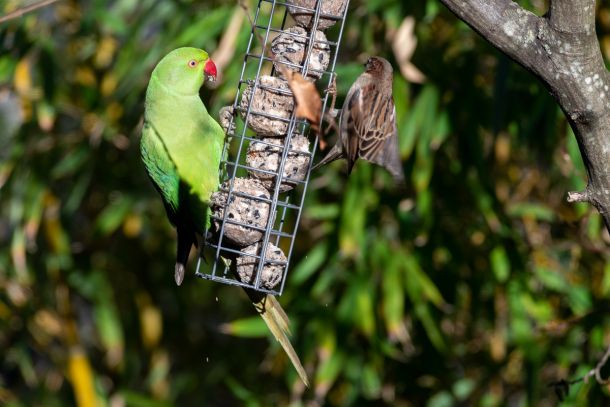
(151, 47, 217, 95)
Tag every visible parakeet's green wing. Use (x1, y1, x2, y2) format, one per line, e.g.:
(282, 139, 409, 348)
(145, 84, 225, 233)
(140, 121, 180, 223)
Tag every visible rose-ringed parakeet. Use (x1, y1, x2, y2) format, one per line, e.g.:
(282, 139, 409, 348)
(140, 47, 308, 386)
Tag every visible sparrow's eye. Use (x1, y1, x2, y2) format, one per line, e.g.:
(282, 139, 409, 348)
(188, 60, 198, 68)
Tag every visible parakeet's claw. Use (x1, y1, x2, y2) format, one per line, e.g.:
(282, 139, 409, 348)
(175, 263, 185, 286)
(219, 106, 236, 136)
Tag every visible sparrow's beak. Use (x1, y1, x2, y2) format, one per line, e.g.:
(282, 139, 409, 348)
(204, 59, 217, 82)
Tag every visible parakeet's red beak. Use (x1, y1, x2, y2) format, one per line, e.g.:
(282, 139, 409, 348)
(204, 59, 217, 82)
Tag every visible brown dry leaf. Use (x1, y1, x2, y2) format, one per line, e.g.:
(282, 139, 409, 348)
(281, 66, 324, 148)
(391, 16, 426, 84)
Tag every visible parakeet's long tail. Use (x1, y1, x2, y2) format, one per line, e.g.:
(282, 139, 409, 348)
(175, 224, 196, 286)
(245, 290, 309, 387)
(311, 143, 343, 171)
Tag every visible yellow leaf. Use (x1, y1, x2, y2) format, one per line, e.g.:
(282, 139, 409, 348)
(101, 74, 118, 97)
(105, 101, 123, 122)
(94, 36, 118, 69)
(68, 348, 98, 407)
(75, 66, 96, 87)
(122, 213, 141, 238)
(137, 293, 163, 350)
(14, 58, 32, 96)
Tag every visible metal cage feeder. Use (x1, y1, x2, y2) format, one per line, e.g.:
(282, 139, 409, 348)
(195, 0, 350, 296)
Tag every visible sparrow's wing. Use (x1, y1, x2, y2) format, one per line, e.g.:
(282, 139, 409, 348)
(342, 87, 363, 173)
(352, 88, 405, 184)
(357, 90, 395, 163)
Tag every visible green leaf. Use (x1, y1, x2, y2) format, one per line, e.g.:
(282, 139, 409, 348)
(291, 243, 327, 285)
(427, 391, 453, 407)
(382, 258, 405, 337)
(120, 391, 172, 407)
(507, 202, 555, 222)
(220, 316, 267, 338)
(51, 147, 89, 179)
(95, 302, 124, 359)
(567, 286, 592, 315)
(453, 378, 476, 401)
(305, 203, 340, 220)
(338, 276, 375, 337)
(225, 376, 261, 407)
(361, 364, 382, 399)
(404, 255, 445, 308)
(315, 350, 344, 390)
(490, 246, 510, 282)
(95, 195, 133, 236)
(534, 267, 568, 292)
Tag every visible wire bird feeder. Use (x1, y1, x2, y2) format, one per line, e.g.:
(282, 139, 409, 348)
(195, 0, 349, 295)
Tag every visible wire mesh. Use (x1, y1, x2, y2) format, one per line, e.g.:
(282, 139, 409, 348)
(196, 0, 350, 295)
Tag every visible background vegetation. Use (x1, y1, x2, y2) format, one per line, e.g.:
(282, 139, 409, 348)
(1, 0, 610, 405)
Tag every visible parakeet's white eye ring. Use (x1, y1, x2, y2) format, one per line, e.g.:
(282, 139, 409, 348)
(188, 60, 198, 68)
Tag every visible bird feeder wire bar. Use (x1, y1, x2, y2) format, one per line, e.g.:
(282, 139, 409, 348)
(252, 26, 338, 47)
(210, 186, 302, 210)
(203, 241, 289, 264)
(273, 195, 292, 246)
(262, 0, 343, 21)
(276, 0, 351, 294)
(253, 0, 327, 293)
(251, 1, 300, 291)
(238, 133, 314, 158)
(198, 0, 350, 296)
(233, 162, 309, 184)
(208, 215, 295, 238)
(208, 0, 279, 281)
(196, 0, 265, 281)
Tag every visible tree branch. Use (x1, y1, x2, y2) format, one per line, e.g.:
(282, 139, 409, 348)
(439, 0, 610, 231)
(547, 0, 595, 33)
(0, 0, 62, 24)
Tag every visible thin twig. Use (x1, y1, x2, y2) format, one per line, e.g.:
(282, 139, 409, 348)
(0, 0, 62, 24)
(591, 344, 610, 384)
(549, 343, 610, 401)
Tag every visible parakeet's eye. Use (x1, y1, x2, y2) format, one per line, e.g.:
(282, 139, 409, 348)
(188, 60, 198, 68)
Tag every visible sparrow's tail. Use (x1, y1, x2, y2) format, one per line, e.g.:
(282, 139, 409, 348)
(311, 143, 343, 171)
(246, 290, 309, 387)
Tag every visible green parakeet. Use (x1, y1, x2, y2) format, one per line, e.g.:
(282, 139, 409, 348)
(141, 47, 221, 286)
(140, 47, 308, 386)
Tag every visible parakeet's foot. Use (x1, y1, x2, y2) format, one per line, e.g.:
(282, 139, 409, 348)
(175, 263, 185, 286)
(219, 105, 236, 137)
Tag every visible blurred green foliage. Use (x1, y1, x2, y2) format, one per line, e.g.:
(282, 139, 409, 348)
(1, 0, 610, 406)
